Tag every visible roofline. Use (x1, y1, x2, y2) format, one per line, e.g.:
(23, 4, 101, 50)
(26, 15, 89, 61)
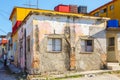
(19, 11, 109, 29)
(89, 0, 117, 14)
(9, 7, 16, 20)
(12, 9, 110, 36)
(21, 11, 110, 27)
(9, 6, 47, 20)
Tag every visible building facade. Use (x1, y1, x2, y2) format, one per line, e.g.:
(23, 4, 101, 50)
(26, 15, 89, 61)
(6, 32, 12, 60)
(89, 0, 120, 63)
(106, 28, 120, 62)
(17, 10, 109, 74)
(0, 36, 8, 57)
(9, 7, 85, 66)
(89, 0, 120, 23)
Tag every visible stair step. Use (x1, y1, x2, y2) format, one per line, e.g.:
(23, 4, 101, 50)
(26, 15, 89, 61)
(107, 62, 120, 70)
(107, 63, 120, 66)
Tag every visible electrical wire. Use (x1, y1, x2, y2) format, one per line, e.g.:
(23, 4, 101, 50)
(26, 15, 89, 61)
(0, 27, 7, 34)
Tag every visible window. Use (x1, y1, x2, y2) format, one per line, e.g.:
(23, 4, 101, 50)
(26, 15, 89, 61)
(13, 41, 17, 51)
(94, 12, 99, 16)
(27, 37, 30, 52)
(108, 37, 114, 46)
(47, 38, 62, 52)
(8, 40, 10, 50)
(100, 8, 107, 13)
(81, 39, 93, 52)
(110, 5, 114, 10)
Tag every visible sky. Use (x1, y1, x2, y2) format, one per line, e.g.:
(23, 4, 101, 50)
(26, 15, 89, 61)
(0, 0, 112, 35)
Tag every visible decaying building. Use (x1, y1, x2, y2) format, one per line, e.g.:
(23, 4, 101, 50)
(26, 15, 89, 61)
(17, 10, 109, 74)
(9, 7, 85, 66)
(6, 32, 13, 60)
(0, 35, 7, 57)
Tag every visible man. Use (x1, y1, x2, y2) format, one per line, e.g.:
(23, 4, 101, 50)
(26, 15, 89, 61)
(3, 54, 7, 67)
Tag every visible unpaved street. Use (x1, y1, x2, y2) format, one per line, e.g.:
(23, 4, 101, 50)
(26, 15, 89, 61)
(0, 62, 16, 80)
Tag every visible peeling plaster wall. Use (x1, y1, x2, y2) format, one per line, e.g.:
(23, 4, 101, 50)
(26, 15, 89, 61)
(19, 14, 107, 74)
(12, 33, 18, 66)
(18, 16, 34, 72)
(75, 26, 107, 71)
(31, 15, 70, 74)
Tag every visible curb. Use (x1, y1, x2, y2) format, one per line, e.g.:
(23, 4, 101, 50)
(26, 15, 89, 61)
(27, 70, 120, 80)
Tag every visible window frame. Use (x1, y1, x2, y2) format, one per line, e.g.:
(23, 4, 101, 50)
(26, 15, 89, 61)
(80, 38, 94, 53)
(47, 38, 62, 52)
(94, 12, 99, 16)
(100, 8, 107, 14)
(108, 37, 115, 46)
(107, 37, 115, 51)
(110, 5, 114, 10)
(13, 41, 17, 51)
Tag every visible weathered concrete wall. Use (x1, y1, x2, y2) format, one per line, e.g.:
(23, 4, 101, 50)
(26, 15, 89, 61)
(12, 32, 19, 66)
(30, 15, 70, 74)
(19, 14, 107, 74)
(75, 24, 107, 71)
(18, 17, 34, 72)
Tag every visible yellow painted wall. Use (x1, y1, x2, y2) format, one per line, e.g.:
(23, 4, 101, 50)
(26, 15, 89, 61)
(90, 0, 120, 22)
(90, 0, 120, 62)
(106, 31, 118, 62)
(16, 8, 32, 21)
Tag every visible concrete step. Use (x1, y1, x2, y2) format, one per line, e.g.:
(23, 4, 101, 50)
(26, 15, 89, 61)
(107, 62, 120, 70)
(107, 63, 120, 66)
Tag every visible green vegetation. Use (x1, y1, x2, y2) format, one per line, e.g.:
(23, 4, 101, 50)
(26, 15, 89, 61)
(25, 70, 120, 80)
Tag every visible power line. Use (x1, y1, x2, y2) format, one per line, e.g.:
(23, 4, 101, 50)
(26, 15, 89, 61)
(24, 0, 39, 9)
(0, 13, 8, 20)
(0, 9, 10, 15)
(0, 28, 7, 34)
(24, 0, 36, 8)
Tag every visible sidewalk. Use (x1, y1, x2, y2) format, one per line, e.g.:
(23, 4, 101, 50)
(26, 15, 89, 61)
(27, 70, 120, 80)
(0, 61, 17, 80)
(50, 70, 120, 79)
(7, 63, 21, 74)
